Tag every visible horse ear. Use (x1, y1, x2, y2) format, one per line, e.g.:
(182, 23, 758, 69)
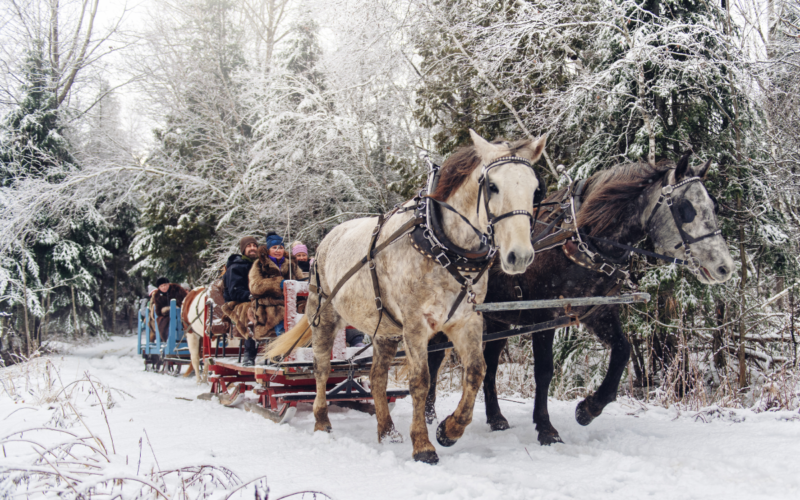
(692, 159, 712, 179)
(516, 134, 548, 163)
(675, 151, 692, 180)
(469, 129, 498, 161)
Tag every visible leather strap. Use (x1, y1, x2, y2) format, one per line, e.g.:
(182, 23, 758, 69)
(368, 211, 402, 330)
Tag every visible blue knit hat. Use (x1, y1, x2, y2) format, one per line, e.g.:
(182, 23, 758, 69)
(265, 232, 284, 249)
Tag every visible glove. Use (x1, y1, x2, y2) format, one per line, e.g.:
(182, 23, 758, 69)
(161, 306, 170, 315)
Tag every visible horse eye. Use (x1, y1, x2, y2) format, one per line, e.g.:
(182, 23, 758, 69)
(489, 183, 499, 194)
(678, 200, 697, 223)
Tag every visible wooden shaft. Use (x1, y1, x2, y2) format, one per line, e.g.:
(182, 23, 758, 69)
(474, 293, 650, 312)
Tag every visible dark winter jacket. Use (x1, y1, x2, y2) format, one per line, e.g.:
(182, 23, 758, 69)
(223, 254, 254, 303)
(153, 284, 188, 318)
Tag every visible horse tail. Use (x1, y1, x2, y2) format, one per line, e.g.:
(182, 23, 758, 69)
(265, 315, 312, 360)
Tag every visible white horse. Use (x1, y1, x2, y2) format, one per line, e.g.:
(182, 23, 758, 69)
(269, 130, 546, 464)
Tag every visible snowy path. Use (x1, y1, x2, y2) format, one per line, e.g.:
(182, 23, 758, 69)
(2, 336, 800, 499)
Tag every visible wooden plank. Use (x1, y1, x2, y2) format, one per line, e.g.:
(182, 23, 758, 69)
(474, 292, 650, 312)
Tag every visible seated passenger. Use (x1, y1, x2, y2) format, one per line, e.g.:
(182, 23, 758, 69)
(152, 277, 188, 342)
(249, 232, 305, 343)
(291, 242, 311, 275)
(221, 236, 258, 342)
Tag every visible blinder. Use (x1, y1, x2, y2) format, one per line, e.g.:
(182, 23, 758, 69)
(677, 199, 697, 224)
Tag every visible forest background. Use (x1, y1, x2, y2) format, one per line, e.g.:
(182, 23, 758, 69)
(1, 0, 799, 410)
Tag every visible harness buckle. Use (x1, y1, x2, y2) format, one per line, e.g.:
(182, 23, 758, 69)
(662, 185, 674, 195)
(665, 197, 673, 206)
(368, 260, 376, 270)
(515, 286, 523, 299)
(488, 246, 498, 259)
(435, 252, 451, 268)
(374, 297, 383, 311)
(598, 263, 616, 276)
(486, 224, 494, 235)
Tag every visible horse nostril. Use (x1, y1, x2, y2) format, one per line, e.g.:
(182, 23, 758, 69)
(508, 252, 517, 266)
(717, 266, 728, 276)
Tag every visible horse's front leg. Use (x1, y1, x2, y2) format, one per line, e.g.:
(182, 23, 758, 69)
(532, 329, 562, 444)
(576, 308, 631, 426)
(370, 335, 402, 442)
(404, 323, 439, 464)
(436, 316, 486, 448)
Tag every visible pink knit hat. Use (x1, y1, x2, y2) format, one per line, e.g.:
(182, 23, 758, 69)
(292, 244, 308, 256)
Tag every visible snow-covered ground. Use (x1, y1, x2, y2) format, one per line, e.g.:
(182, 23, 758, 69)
(2, 336, 800, 499)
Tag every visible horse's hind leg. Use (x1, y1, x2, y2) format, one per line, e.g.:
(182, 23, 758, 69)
(532, 330, 562, 445)
(576, 310, 630, 426)
(370, 335, 402, 442)
(483, 333, 510, 431)
(311, 299, 344, 433)
(187, 332, 202, 383)
(436, 317, 486, 448)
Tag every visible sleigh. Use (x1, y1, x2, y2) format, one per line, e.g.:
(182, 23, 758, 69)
(137, 299, 193, 375)
(200, 280, 409, 423)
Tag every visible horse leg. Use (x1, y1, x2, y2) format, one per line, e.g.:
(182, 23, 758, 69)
(370, 335, 402, 443)
(311, 303, 343, 433)
(425, 332, 448, 424)
(186, 332, 202, 383)
(576, 310, 631, 426)
(532, 330, 562, 445)
(482, 319, 509, 431)
(404, 324, 439, 463)
(436, 317, 486, 448)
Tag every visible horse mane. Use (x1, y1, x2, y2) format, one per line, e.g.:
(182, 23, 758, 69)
(431, 138, 529, 201)
(575, 159, 674, 236)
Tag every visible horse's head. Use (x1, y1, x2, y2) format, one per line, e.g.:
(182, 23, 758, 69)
(642, 154, 734, 284)
(470, 129, 546, 275)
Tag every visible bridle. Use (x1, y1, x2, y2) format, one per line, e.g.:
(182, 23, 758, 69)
(476, 155, 538, 248)
(643, 174, 722, 273)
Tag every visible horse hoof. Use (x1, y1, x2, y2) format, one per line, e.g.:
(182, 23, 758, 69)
(314, 423, 333, 433)
(379, 426, 404, 444)
(488, 416, 510, 432)
(436, 418, 458, 447)
(575, 399, 599, 426)
(413, 450, 439, 464)
(537, 432, 564, 446)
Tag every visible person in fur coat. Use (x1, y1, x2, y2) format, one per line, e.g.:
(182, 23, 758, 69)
(152, 277, 188, 342)
(220, 236, 259, 340)
(248, 233, 305, 343)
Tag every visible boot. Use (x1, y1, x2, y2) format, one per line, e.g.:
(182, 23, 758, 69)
(243, 337, 257, 367)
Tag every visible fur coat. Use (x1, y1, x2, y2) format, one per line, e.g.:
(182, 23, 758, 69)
(249, 246, 305, 339)
(153, 284, 188, 317)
